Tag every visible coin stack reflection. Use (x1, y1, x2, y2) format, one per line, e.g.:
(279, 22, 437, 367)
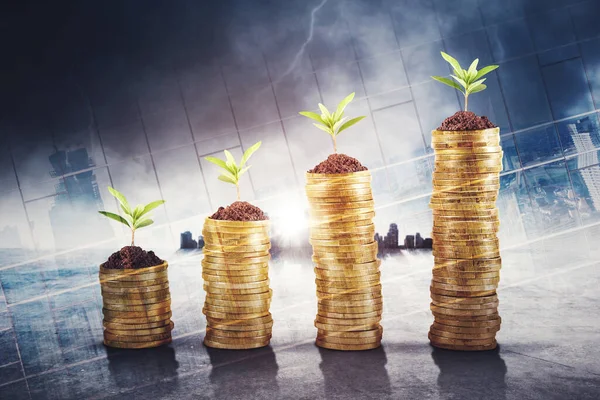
(306, 170, 383, 351)
(202, 218, 273, 349)
(429, 127, 503, 351)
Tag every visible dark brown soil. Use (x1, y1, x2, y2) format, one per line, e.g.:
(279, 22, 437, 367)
(104, 246, 163, 269)
(210, 201, 268, 221)
(309, 153, 368, 174)
(438, 111, 497, 131)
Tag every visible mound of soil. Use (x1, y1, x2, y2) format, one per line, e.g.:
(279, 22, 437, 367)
(104, 246, 163, 269)
(210, 201, 268, 221)
(309, 153, 368, 174)
(438, 111, 497, 131)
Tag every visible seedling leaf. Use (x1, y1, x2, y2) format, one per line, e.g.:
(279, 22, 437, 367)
(108, 187, 131, 215)
(337, 116, 366, 135)
(134, 218, 154, 229)
(298, 111, 324, 124)
(99, 211, 130, 228)
(240, 141, 261, 168)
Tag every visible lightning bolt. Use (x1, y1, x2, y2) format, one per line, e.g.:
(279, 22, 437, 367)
(278, 0, 328, 81)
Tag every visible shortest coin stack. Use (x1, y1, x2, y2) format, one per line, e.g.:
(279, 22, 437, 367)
(100, 262, 174, 349)
(202, 218, 273, 349)
(306, 170, 383, 351)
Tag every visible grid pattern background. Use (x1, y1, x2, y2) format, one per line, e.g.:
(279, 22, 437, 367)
(1, 0, 600, 395)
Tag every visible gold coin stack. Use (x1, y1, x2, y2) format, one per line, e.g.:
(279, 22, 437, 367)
(100, 262, 174, 349)
(201, 217, 273, 349)
(429, 127, 503, 351)
(306, 170, 383, 351)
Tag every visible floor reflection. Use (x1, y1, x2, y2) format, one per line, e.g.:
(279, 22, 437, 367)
(431, 345, 507, 400)
(106, 346, 180, 393)
(206, 345, 280, 399)
(318, 345, 392, 399)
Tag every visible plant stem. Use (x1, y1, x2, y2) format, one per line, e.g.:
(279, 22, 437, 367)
(236, 184, 240, 201)
(333, 135, 337, 153)
(131, 229, 135, 247)
(465, 94, 469, 112)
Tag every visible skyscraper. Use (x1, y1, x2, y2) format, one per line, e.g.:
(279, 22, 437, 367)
(570, 122, 600, 212)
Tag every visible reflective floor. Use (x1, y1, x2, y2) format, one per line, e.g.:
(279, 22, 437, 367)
(1, 224, 600, 399)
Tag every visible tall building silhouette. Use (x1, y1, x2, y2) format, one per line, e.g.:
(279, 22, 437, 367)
(569, 122, 600, 211)
(48, 147, 113, 249)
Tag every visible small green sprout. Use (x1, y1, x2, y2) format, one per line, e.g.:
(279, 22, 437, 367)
(299, 92, 366, 153)
(98, 187, 165, 246)
(204, 141, 262, 201)
(432, 52, 499, 112)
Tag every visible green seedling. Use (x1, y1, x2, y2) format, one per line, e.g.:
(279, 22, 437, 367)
(204, 141, 262, 201)
(432, 52, 499, 112)
(299, 92, 366, 153)
(98, 187, 165, 246)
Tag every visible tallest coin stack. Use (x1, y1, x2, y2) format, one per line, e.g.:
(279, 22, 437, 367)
(306, 170, 383, 351)
(428, 127, 503, 351)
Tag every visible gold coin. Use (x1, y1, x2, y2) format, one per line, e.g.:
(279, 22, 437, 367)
(432, 276, 500, 286)
(434, 144, 502, 153)
(433, 316, 501, 328)
(99, 262, 168, 275)
(317, 284, 382, 295)
(104, 329, 171, 343)
(430, 328, 497, 340)
(316, 291, 382, 302)
(306, 194, 373, 203)
(206, 314, 272, 326)
(314, 321, 380, 332)
(310, 237, 375, 246)
(102, 311, 172, 325)
(430, 304, 498, 317)
(310, 232, 375, 243)
(315, 339, 380, 351)
(203, 249, 270, 259)
(103, 338, 172, 349)
(431, 321, 500, 334)
(312, 241, 378, 254)
(100, 270, 168, 284)
(316, 325, 382, 337)
(428, 331, 496, 346)
(435, 257, 502, 269)
(430, 194, 498, 203)
(429, 340, 497, 351)
(313, 253, 378, 264)
(202, 273, 269, 284)
(204, 297, 271, 308)
(103, 319, 171, 331)
(309, 219, 374, 230)
(431, 281, 498, 291)
(102, 307, 171, 319)
(435, 166, 503, 175)
(203, 303, 270, 314)
(305, 176, 372, 186)
(314, 259, 381, 271)
(205, 327, 272, 338)
(432, 232, 498, 242)
(432, 137, 500, 146)
(316, 272, 382, 285)
(202, 266, 269, 277)
(433, 267, 502, 277)
(202, 308, 270, 320)
(430, 286, 496, 298)
(102, 301, 171, 313)
(431, 311, 500, 323)
(314, 267, 380, 279)
(104, 321, 174, 336)
(102, 294, 171, 306)
(434, 152, 503, 161)
(316, 335, 381, 346)
(203, 338, 270, 349)
(100, 288, 171, 301)
(201, 259, 269, 270)
(203, 237, 270, 247)
(306, 170, 371, 180)
(308, 206, 375, 217)
(317, 309, 382, 319)
(204, 332, 271, 344)
(432, 127, 500, 137)
(101, 278, 169, 289)
(203, 254, 270, 265)
(204, 285, 271, 295)
(431, 298, 499, 311)
(314, 315, 381, 326)
(203, 242, 271, 253)
(431, 293, 498, 304)
(309, 200, 375, 211)
(433, 250, 500, 260)
(318, 296, 383, 308)
(317, 303, 383, 314)
(206, 321, 274, 332)
(315, 278, 381, 290)
(205, 289, 273, 302)
(204, 279, 269, 289)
